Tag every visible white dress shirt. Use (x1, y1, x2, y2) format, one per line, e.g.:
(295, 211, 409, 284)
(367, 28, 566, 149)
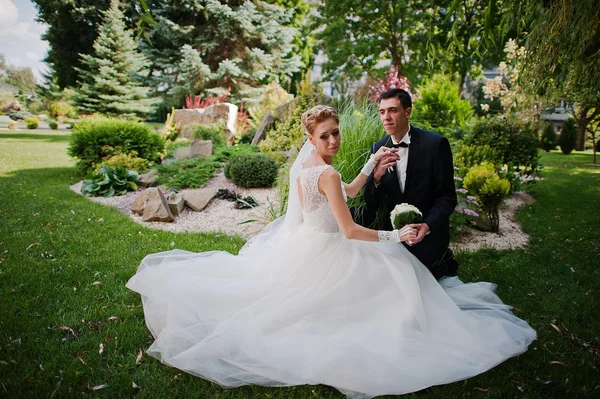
(391, 125, 411, 193)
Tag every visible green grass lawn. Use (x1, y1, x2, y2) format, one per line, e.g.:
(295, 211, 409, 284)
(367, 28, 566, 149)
(1, 131, 598, 398)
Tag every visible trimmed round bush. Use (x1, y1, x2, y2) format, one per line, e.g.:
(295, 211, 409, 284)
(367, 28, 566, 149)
(558, 118, 577, 155)
(68, 117, 165, 173)
(226, 154, 278, 188)
(464, 163, 511, 233)
(49, 121, 58, 130)
(25, 116, 39, 129)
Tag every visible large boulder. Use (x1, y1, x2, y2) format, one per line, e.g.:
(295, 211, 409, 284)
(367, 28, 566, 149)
(251, 102, 294, 145)
(2, 100, 22, 114)
(174, 103, 238, 140)
(131, 192, 146, 215)
(184, 188, 217, 212)
(190, 139, 213, 158)
(142, 188, 175, 222)
(172, 140, 213, 160)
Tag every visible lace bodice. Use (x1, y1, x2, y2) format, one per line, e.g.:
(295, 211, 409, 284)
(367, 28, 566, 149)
(299, 165, 346, 233)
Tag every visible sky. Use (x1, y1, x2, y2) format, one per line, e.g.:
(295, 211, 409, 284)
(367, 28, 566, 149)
(0, 0, 49, 82)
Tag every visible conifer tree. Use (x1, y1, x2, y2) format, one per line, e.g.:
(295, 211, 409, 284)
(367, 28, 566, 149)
(140, 0, 303, 105)
(73, 0, 157, 119)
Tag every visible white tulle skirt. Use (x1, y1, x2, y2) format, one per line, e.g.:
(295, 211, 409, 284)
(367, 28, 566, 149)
(126, 230, 536, 398)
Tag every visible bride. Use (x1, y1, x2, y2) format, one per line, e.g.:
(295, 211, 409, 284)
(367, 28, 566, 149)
(127, 105, 536, 398)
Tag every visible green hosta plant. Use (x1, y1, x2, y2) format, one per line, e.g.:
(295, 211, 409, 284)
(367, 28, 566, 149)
(81, 166, 139, 197)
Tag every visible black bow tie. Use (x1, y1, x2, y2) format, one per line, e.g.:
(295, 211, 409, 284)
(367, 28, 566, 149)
(392, 142, 409, 148)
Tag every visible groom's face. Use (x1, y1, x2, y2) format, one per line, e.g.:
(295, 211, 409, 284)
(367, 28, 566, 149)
(378, 98, 411, 137)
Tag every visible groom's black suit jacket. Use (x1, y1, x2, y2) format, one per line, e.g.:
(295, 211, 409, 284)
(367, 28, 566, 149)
(362, 126, 458, 277)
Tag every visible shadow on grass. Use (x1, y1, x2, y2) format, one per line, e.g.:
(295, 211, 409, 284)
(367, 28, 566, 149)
(0, 131, 71, 143)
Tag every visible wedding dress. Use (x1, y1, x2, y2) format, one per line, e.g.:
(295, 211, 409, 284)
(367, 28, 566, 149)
(126, 143, 536, 398)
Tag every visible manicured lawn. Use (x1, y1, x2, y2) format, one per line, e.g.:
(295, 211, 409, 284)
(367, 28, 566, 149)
(0, 131, 598, 398)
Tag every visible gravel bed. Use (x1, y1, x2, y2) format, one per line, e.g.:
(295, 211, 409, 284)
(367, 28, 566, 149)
(71, 174, 534, 250)
(70, 172, 280, 239)
(452, 191, 535, 252)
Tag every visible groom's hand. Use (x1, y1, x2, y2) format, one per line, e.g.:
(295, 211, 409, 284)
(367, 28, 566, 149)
(409, 223, 430, 245)
(373, 153, 399, 183)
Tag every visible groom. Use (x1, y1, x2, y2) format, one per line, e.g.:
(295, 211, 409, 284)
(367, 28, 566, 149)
(361, 88, 459, 280)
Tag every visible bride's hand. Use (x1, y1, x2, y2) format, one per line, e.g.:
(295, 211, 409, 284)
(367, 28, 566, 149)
(397, 224, 419, 243)
(373, 146, 398, 162)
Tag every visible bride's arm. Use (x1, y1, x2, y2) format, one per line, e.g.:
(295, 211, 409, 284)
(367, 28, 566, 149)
(320, 170, 416, 242)
(342, 147, 398, 198)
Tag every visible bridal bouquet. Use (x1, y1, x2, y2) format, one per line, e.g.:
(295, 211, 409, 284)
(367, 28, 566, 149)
(390, 203, 422, 229)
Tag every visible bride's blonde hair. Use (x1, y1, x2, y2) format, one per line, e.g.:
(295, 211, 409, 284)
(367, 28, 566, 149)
(301, 105, 339, 135)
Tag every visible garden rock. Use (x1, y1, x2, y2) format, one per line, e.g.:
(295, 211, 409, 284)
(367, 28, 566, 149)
(251, 112, 275, 145)
(138, 169, 159, 187)
(190, 140, 213, 157)
(251, 102, 293, 145)
(174, 103, 238, 140)
(142, 188, 175, 222)
(2, 100, 22, 114)
(173, 140, 213, 160)
(168, 192, 185, 215)
(184, 188, 217, 212)
(131, 192, 146, 215)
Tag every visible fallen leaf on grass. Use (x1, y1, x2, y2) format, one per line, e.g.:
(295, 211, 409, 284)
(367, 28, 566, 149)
(132, 382, 140, 389)
(91, 281, 102, 286)
(78, 356, 87, 366)
(99, 343, 104, 355)
(474, 387, 491, 392)
(108, 316, 117, 321)
(89, 384, 109, 391)
(549, 361, 568, 367)
(550, 323, 562, 334)
(136, 348, 143, 365)
(25, 243, 40, 251)
(58, 325, 77, 338)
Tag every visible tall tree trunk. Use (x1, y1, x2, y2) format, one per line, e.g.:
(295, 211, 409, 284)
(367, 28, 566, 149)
(593, 131, 597, 164)
(576, 107, 590, 151)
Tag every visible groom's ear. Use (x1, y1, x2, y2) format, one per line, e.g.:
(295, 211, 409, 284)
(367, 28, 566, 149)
(406, 107, 412, 118)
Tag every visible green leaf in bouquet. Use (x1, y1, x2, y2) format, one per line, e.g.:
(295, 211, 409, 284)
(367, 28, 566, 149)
(393, 211, 423, 229)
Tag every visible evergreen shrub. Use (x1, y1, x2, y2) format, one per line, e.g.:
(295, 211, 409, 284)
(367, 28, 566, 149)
(540, 123, 557, 152)
(25, 117, 39, 129)
(466, 118, 540, 176)
(68, 117, 164, 173)
(558, 118, 577, 154)
(226, 154, 278, 188)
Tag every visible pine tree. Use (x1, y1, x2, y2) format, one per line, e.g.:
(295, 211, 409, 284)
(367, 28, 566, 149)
(73, 0, 157, 119)
(140, 0, 303, 105)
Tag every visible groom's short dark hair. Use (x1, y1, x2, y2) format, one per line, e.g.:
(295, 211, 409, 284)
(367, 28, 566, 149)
(379, 88, 412, 110)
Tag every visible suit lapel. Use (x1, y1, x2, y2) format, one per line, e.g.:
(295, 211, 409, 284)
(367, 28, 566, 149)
(403, 127, 421, 196)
